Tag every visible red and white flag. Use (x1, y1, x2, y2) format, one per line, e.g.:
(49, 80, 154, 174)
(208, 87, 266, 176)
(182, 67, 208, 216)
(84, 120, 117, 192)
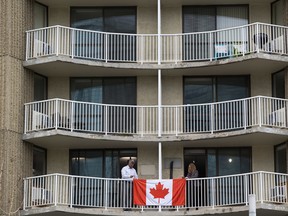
(133, 179, 185, 206)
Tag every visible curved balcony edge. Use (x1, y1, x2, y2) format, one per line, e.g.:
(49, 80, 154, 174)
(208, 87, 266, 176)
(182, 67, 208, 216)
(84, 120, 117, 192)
(24, 96, 288, 138)
(25, 22, 288, 66)
(23, 171, 288, 211)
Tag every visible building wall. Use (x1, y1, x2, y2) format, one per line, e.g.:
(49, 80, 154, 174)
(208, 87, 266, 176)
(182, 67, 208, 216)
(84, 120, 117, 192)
(249, 3, 271, 23)
(252, 144, 274, 171)
(47, 148, 70, 174)
(49, 6, 70, 26)
(0, 0, 34, 214)
(48, 77, 70, 99)
(250, 73, 271, 96)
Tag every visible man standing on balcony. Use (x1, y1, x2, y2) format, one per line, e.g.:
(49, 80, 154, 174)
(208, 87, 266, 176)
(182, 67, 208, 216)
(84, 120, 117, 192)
(121, 159, 138, 210)
(121, 159, 138, 180)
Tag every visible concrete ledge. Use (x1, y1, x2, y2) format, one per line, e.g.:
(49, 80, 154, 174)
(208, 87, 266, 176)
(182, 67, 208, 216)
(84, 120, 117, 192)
(20, 203, 288, 216)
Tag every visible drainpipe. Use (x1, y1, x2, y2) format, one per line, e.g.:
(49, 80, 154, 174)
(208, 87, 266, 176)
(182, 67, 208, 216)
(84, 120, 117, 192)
(157, 0, 162, 211)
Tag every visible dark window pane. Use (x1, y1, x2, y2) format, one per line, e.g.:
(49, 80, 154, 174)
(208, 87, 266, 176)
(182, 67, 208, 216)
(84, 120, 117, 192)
(275, 144, 287, 173)
(33, 147, 46, 176)
(71, 8, 104, 31)
(34, 74, 47, 101)
(104, 8, 136, 33)
(217, 76, 249, 101)
(184, 77, 213, 104)
(70, 149, 137, 178)
(71, 78, 103, 103)
(183, 6, 216, 33)
(272, 70, 285, 98)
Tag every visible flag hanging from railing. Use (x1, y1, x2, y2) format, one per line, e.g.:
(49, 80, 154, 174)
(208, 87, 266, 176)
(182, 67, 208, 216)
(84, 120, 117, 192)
(133, 179, 185, 206)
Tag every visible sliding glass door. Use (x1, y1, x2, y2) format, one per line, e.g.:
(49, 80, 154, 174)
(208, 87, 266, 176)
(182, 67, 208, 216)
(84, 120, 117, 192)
(184, 76, 250, 132)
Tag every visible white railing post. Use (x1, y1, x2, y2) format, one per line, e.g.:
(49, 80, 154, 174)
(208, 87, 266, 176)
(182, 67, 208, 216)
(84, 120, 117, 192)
(175, 107, 178, 136)
(245, 174, 248, 206)
(71, 29, 75, 59)
(241, 27, 245, 56)
(56, 26, 60, 56)
(174, 36, 178, 64)
(54, 174, 58, 206)
(141, 107, 144, 137)
(140, 35, 144, 64)
(256, 23, 259, 53)
(24, 105, 27, 134)
(70, 176, 73, 208)
(249, 194, 256, 216)
(210, 32, 213, 61)
(105, 105, 108, 135)
(23, 178, 27, 210)
(258, 97, 262, 127)
(211, 178, 215, 209)
(26, 32, 29, 60)
(55, 99, 58, 130)
(243, 99, 247, 130)
(105, 33, 108, 63)
(105, 179, 108, 210)
(70, 101, 74, 132)
(210, 104, 214, 134)
(259, 172, 263, 204)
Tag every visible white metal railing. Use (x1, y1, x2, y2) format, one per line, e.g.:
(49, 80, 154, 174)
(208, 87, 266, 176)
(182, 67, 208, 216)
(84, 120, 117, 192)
(23, 171, 288, 210)
(24, 96, 288, 135)
(26, 23, 288, 63)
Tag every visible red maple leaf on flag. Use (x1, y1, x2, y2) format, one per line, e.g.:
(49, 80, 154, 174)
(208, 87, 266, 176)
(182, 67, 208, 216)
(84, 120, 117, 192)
(149, 182, 169, 203)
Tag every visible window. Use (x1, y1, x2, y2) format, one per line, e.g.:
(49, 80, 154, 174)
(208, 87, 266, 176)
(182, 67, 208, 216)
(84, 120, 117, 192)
(184, 76, 250, 132)
(70, 149, 137, 178)
(33, 146, 46, 176)
(275, 143, 287, 173)
(272, 70, 285, 98)
(71, 7, 137, 61)
(184, 147, 251, 177)
(183, 5, 248, 33)
(183, 5, 248, 60)
(71, 7, 136, 33)
(70, 77, 137, 132)
(33, 2, 48, 28)
(34, 73, 47, 101)
(272, 0, 285, 25)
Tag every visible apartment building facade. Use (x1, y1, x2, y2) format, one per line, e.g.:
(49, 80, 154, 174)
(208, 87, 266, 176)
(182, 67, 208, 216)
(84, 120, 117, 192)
(1, 0, 288, 215)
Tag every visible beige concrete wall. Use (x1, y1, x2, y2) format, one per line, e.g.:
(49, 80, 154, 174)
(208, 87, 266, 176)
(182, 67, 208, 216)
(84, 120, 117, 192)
(137, 76, 158, 105)
(162, 6, 181, 34)
(250, 73, 271, 96)
(250, 3, 271, 23)
(137, 144, 159, 179)
(49, 6, 70, 26)
(137, 6, 157, 34)
(252, 144, 274, 171)
(162, 144, 183, 179)
(48, 77, 70, 99)
(0, 0, 34, 214)
(47, 148, 70, 174)
(162, 76, 182, 105)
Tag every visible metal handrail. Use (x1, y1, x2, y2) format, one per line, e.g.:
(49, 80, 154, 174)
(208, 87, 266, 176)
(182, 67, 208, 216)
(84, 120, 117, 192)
(26, 22, 288, 62)
(24, 96, 288, 135)
(23, 171, 288, 210)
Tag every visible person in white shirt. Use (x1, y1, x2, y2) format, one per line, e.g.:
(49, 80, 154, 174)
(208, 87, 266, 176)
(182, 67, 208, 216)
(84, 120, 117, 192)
(121, 159, 138, 180)
(121, 159, 138, 211)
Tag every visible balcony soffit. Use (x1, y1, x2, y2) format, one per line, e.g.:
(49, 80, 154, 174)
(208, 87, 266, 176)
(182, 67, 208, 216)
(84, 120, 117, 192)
(23, 127, 288, 150)
(23, 54, 288, 77)
(36, 0, 274, 7)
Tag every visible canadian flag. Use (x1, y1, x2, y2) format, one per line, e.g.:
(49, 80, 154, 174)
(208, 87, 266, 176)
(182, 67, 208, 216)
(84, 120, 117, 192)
(133, 179, 186, 206)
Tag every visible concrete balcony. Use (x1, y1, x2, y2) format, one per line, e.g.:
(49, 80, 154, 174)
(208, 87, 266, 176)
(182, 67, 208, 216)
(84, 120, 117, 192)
(21, 171, 288, 216)
(23, 23, 288, 76)
(23, 96, 288, 148)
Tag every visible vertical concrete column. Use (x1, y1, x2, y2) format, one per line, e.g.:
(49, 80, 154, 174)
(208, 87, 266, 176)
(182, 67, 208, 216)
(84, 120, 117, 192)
(0, 0, 34, 215)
